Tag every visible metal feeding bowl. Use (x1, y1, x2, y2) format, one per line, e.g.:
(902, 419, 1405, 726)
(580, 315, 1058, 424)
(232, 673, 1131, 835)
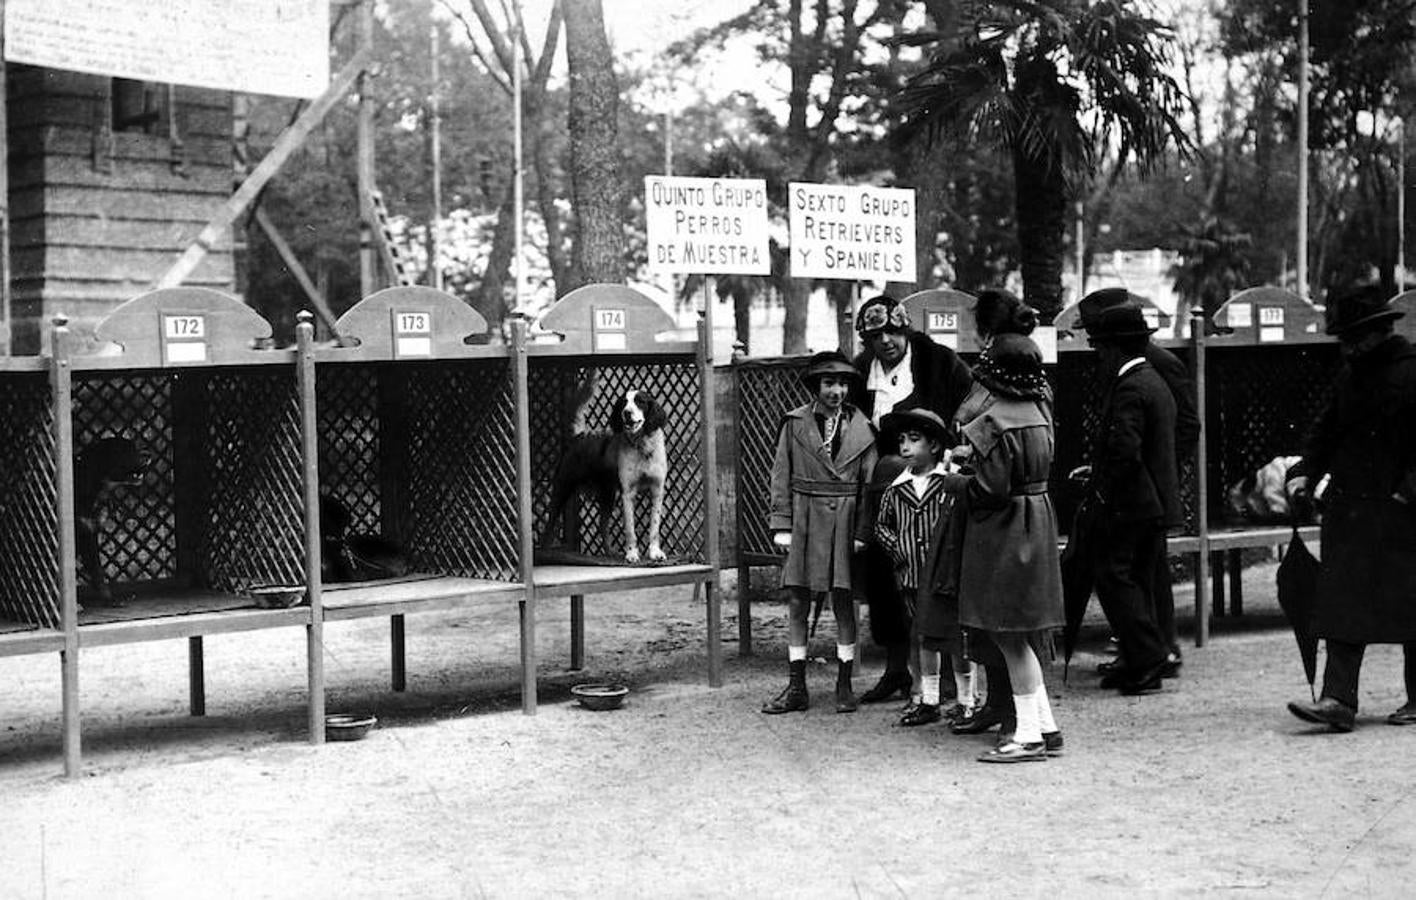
(325, 714, 377, 741)
(571, 683, 629, 711)
(247, 585, 305, 609)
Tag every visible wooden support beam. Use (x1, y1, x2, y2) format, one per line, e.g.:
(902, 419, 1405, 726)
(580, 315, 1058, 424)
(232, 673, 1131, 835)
(252, 207, 341, 334)
(155, 48, 371, 290)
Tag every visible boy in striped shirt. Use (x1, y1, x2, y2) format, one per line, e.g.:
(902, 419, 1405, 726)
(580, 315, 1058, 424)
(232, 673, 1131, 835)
(874, 408, 971, 726)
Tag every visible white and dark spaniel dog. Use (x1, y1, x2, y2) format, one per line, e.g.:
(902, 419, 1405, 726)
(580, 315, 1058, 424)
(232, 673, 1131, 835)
(545, 381, 669, 563)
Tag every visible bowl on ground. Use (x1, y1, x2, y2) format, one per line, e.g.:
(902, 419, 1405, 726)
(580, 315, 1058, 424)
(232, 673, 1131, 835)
(571, 683, 629, 711)
(325, 713, 378, 741)
(247, 585, 305, 609)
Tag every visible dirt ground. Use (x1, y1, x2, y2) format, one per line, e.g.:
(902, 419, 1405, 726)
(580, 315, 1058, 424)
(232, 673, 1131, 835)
(2, 562, 1415, 899)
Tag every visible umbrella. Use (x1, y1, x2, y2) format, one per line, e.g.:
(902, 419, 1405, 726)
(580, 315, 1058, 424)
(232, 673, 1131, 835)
(1060, 496, 1098, 680)
(1276, 522, 1321, 701)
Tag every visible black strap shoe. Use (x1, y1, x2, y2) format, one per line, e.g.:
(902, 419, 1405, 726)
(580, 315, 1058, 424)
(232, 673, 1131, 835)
(860, 671, 912, 704)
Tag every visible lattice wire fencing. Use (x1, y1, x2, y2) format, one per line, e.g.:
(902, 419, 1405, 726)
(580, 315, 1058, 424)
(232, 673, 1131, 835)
(72, 372, 177, 589)
(316, 360, 520, 581)
(1206, 343, 1340, 522)
(528, 356, 706, 563)
(69, 369, 307, 596)
(733, 343, 1215, 563)
(0, 372, 58, 628)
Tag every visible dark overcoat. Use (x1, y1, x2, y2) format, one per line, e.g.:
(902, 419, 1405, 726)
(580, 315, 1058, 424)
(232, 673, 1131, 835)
(1146, 343, 1200, 464)
(768, 404, 877, 593)
(1288, 335, 1416, 643)
(851, 330, 974, 450)
(1090, 362, 1182, 529)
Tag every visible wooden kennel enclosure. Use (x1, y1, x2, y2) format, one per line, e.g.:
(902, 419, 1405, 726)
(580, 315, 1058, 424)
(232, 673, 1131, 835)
(0, 281, 725, 775)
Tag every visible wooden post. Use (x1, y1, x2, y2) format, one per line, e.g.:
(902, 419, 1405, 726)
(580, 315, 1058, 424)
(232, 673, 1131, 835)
(51, 315, 81, 777)
(511, 319, 538, 713)
(188, 636, 206, 716)
(296, 311, 325, 742)
(570, 594, 584, 670)
(1191, 304, 1210, 647)
(390, 615, 406, 692)
(699, 317, 723, 687)
(0, 4, 11, 353)
(733, 356, 753, 655)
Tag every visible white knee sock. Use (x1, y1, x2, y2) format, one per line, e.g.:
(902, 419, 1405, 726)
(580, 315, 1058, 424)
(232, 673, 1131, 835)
(788, 645, 807, 662)
(837, 643, 855, 663)
(953, 664, 976, 709)
(922, 675, 941, 706)
(1012, 692, 1042, 744)
(1034, 687, 1058, 734)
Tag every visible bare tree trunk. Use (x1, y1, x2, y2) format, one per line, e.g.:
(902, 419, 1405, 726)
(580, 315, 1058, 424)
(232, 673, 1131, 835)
(564, 0, 624, 289)
(731, 283, 752, 356)
(782, 281, 811, 354)
(475, 186, 518, 330)
(1013, 148, 1067, 321)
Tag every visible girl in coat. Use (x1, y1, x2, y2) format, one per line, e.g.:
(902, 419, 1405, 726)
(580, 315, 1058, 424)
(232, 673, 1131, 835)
(763, 351, 878, 714)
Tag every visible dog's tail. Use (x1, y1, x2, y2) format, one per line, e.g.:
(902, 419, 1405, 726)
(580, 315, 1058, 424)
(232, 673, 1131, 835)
(567, 371, 599, 436)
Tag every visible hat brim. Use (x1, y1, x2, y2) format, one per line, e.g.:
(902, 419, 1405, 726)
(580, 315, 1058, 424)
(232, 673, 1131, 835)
(1325, 307, 1404, 336)
(880, 412, 948, 444)
(802, 363, 861, 384)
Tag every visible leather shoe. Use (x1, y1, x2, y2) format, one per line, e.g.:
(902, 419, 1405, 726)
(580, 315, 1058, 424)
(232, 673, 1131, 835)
(977, 740, 1047, 763)
(1119, 664, 1166, 695)
(1095, 659, 1125, 676)
(1042, 730, 1064, 756)
(761, 684, 808, 715)
(1388, 703, 1416, 726)
(1160, 653, 1182, 679)
(1288, 697, 1355, 732)
(860, 671, 912, 704)
(898, 702, 942, 727)
(950, 704, 1003, 735)
(940, 702, 971, 725)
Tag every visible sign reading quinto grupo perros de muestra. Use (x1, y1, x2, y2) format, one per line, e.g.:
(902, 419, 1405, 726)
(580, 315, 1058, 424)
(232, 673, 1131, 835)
(789, 183, 917, 282)
(4, 0, 329, 99)
(644, 176, 771, 275)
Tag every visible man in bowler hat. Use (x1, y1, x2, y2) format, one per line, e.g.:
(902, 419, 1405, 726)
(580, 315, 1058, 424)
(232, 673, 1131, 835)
(1286, 286, 1416, 731)
(1076, 304, 1181, 694)
(1078, 288, 1197, 674)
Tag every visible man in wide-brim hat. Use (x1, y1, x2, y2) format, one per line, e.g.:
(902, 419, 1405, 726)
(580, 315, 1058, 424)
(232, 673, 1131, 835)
(1074, 301, 1181, 695)
(1286, 285, 1416, 732)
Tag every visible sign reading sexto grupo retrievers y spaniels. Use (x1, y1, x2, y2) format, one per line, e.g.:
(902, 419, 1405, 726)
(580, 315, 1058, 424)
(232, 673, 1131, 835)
(644, 176, 770, 275)
(789, 183, 916, 282)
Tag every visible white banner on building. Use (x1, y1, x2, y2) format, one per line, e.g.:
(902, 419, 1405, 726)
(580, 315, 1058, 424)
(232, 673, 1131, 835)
(644, 176, 771, 275)
(4, 0, 329, 99)
(789, 182, 916, 282)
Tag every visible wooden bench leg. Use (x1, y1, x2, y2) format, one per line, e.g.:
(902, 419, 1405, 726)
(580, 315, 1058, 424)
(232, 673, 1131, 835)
(737, 562, 753, 656)
(570, 594, 585, 671)
(390, 615, 406, 692)
(62, 645, 81, 778)
(188, 635, 206, 717)
(1227, 548, 1244, 616)
(520, 595, 537, 714)
(706, 578, 722, 688)
(1211, 551, 1226, 617)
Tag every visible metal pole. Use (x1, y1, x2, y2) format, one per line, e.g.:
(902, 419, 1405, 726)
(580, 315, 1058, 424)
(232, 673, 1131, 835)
(1400, 117, 1406, 289)
(1075, 200, 1086, 300)
(1297, 0, 1310, 300)
(358, 0, 377, 296)
(512, 25, 525, 313)
(296, 311, 326, 742)
(0, 0, 11, 352)
(664, 111, 673, 176)
(429, 24, 444, 290)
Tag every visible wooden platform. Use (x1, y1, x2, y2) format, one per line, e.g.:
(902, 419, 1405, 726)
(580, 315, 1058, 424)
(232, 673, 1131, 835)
(0, 621, 63, 657)
(77, 586, 311, 647)
(321, 574, 525, 620)
(532, 562, 716, 597)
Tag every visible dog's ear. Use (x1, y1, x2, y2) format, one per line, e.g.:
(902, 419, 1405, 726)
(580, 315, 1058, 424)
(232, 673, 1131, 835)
(640, 392, 668, 433)
(609, 392, 630, 433)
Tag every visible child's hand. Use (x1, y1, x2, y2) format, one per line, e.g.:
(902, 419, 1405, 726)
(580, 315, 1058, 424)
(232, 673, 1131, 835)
(852, 539, 866, 554)
(773, 531, 792, 548)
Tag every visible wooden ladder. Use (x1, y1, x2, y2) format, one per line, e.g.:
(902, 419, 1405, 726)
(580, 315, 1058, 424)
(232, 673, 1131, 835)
(369, 188, 416, 287)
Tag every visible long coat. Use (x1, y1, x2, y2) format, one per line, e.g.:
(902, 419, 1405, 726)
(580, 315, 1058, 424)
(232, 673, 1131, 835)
(851, 330, 974, 451)
(952, 385, 1064, 633)
(769, 404, 877, 593)
(1090, 362, 1182, 528)
(1288, 335, 1416, 643)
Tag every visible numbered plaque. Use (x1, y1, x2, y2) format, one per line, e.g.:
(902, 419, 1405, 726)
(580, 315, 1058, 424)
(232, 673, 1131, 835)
(392, 309, 433, 359)
(924, 310, 958, 350)
(161, 313, 207, 364)
(1258, 305, 1285, 343)
(592, 307, 627, 352)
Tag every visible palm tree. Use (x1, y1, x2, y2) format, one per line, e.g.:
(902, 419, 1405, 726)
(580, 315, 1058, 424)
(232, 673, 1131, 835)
(1171, 216, 1254, 333)
(897, 0, 1191, 320)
